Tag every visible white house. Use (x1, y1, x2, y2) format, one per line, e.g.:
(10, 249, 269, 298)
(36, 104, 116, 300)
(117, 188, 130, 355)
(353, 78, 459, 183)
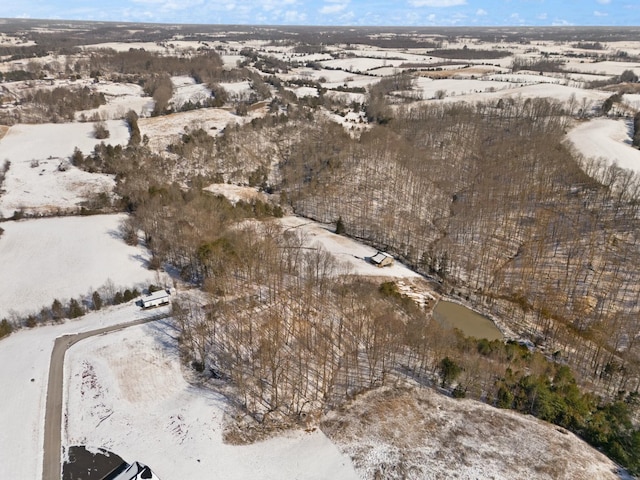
(141, 289, 170, 308)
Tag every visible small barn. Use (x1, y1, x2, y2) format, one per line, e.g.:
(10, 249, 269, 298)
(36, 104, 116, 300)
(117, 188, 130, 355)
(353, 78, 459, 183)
(370, 251, 394, 268)
(141, 289, 170, 308)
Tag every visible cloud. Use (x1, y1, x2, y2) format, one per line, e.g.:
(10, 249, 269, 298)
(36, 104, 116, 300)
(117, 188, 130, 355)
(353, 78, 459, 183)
(409, 0, 467, 7)
(476, 8, 487, 16)
(596, 0, 611, 4)
(284, 9, 307, 22)
(593, 10, 608, 16)
(320, 3, 348, 14)
(260, 0, 296, 11)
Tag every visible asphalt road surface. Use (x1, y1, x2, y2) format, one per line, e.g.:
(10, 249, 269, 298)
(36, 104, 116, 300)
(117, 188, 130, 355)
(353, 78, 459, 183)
(41, 313, 170, 480)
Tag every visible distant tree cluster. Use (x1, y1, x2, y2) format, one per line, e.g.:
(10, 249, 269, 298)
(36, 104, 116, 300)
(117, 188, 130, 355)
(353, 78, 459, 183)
(572, 42, 605, 50)
(634, 112, 640, 148)
(428, 47, 512, 60)
(511, 56, 566, 73)
(20, 86, 106, 123)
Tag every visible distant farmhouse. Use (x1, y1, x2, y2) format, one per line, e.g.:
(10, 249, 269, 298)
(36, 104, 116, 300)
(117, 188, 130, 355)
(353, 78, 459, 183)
(370, 251, 394, 268)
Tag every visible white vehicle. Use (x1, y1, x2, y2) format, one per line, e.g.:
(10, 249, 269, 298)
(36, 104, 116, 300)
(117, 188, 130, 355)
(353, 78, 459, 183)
(140, 289, 170, 308)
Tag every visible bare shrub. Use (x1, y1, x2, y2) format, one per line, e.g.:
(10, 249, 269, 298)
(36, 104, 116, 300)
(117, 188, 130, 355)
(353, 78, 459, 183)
(93, 121, 110, 139)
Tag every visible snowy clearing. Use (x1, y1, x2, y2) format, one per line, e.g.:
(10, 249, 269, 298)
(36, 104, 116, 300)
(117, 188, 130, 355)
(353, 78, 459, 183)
(76, 82, 154, 120)
(0, 303, 170, 480)
(567, 118, 640, 174)
(64, 321, 360, 480)
(139, 108, 244, 152)
(0, 121, 129, 217)
(170, 75, 212, 109)
(0, 214, 156, 319)
(278, 216, 422, 280)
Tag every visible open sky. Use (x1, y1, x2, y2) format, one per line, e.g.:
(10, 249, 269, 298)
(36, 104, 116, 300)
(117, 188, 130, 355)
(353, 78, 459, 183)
(0, 0, 639, 27)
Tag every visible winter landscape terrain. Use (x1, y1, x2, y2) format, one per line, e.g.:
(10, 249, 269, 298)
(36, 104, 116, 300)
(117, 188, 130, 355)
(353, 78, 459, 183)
(1, 20, 640, 480)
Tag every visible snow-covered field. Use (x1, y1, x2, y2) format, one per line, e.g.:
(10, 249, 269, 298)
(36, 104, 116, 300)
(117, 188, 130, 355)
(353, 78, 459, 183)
(0, 121, 129, 217)
(0, 214, 156, 319)
(0, 303, 170, 480)
(139, 108, 244, 152)
(567, 118, 640, 174)
(77, 82, 154, 120)
(64, 321, 359, 480)
(170, 75, 212, 109)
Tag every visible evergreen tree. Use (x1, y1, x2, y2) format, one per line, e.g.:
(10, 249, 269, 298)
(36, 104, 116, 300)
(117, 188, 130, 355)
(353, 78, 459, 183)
(92, 291, 103, 311)
(68, 298, 84, 318)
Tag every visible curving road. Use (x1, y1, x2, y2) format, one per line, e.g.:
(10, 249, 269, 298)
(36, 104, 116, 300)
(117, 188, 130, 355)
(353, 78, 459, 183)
(42, 313, 170, 480)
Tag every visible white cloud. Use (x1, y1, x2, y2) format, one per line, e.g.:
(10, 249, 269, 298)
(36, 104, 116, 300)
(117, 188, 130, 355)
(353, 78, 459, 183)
(476, 8, 487, 16)
(596, 0, 611, 4)
(320, 3, 348, 14)
(594, 10, 608, 16)
(284, 9, 307, 22)
(409, 0, 467, 7)
(260, 0, 296, 11)
(537, 12, 548, 20)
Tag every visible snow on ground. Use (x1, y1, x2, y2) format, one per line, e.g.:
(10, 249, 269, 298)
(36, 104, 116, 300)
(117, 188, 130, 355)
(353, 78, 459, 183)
(0, 120, 129, 217)
(487, 72, 565, 85)
(204, 183, 271, 205)
(82, 42, 168, 53)
(76, 82, 154, 120)
(563, 60, 640, 77)
(170, 75, 212, 109)
(279, 216, 421, 279)
(64, 321, 360, 480)
(323, 386, 625, 480)
(0, 303, 170, 480)
(415, 77, 513, 99)
(220, 54, 244, 68)
(622, 94, 640, 111)
(139, 108, 244, 152)
(286, 86, 319, 98)
(436, 82, 609, 111)
(0, 214, 156, 320)
(567, 118, 640, 174)
(218, 81, 253, 99)
(320, 57, 404, 73)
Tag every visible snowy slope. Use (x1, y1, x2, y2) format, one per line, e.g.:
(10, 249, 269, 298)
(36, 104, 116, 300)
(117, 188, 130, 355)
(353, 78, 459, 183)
(0, 214, 156, 319)
(567, 118, 640, 173)
(0, 121, 129, 217)
(64, 321, 359, 480)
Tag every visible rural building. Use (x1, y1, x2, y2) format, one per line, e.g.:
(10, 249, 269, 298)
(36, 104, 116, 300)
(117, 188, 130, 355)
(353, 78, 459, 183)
(140, 289, 170, 308)
(112, 461, 160, 479)
(370, 251, 394, 268)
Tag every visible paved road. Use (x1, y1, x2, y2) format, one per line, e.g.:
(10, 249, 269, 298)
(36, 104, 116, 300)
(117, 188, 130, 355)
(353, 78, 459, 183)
(41, 313, 170, 480)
